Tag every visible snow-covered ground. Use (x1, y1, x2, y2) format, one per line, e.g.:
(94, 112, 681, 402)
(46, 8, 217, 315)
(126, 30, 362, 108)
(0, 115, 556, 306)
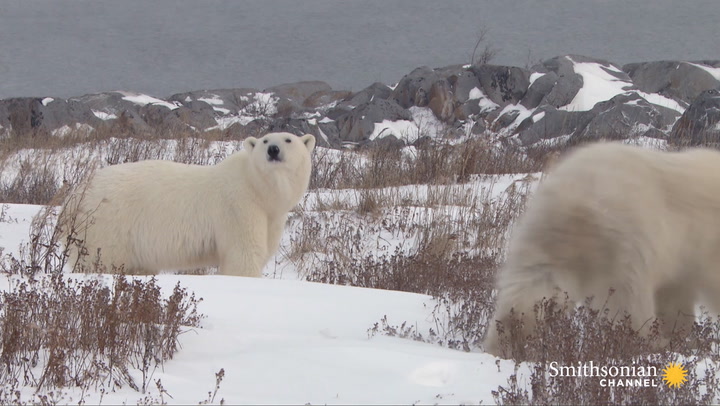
(0, 203, 522, 405)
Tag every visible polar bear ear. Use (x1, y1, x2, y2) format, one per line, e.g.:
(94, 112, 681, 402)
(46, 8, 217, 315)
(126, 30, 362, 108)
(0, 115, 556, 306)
(243, 137, 258, 151)
(301, 134, 316, 152)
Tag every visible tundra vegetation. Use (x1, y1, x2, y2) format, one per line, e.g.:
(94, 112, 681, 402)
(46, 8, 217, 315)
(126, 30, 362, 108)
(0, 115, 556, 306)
(0, 123, 718, 405)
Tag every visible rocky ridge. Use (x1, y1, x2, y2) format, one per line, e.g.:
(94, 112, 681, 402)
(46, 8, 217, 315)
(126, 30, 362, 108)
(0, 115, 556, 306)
(2, 55, 719, 149)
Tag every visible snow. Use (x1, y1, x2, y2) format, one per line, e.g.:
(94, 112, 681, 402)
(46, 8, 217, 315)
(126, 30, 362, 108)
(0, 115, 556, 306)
(205, 92, 279, 131)
(370, 107, 446, 142)
(370, 119, 418, 141)
(92, 110, 118, 120)
(120, 92, 180, 110)
(198, 96, 223, 106)
(468, 87, 484, 100)
(528, 72, 545, 87)
(687, 62, 720, 81)
(468, 87, 499, 113)
(494, 103, 535, 134)
(554, 57, 688, 115)
(560, 57, 633, 112)
(0, 203, 519, 405)
(198, 96, 231, 115)
(50, 123, 95, 137)
(636, 90, 686, 114)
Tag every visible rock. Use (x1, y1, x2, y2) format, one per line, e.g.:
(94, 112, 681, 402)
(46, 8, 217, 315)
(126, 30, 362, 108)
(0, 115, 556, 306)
(266, 117, 317, 136)
(338, 82, 393, 109)
(303, 90, 352, 110)
(169, 88, 260, 114)
(315, 119, 342, 148)
(264, 81, 332, 105)
(433, 64, 468, 79)
(471, 64, 530, 106)
(516, 106, 594, 146)
(173, 100, 218, 130)
(139, 103, 207, 132)
(449, 70, 482, 104)
(427, 79, 456, 122)
(0, 98, 45, 135)
(669, 88, 720, 146)
(516, 91, 681, 147)
(391, 66, 441, 108)
(578, 92, 680, 140)
(337, 99, 412, 143)
(623, 60, 720, 104)
(526, 56, 584, 108)
(470, 119, 487, 135)
(521, 71, 560, 109)
(0, 97, 101, 136)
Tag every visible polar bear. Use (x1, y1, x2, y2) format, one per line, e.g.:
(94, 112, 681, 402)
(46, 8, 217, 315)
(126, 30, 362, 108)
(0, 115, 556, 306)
(60, 132, 315, 277)
(484, 142, 720, 359)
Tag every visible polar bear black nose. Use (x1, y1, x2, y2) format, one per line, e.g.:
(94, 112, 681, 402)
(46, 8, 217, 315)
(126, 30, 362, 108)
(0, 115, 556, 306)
(268, 145, 281, 160)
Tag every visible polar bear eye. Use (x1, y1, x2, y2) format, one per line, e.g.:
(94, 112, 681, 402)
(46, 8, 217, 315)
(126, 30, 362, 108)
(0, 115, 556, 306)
(285, 138, 292, 143)
(263, 139, 268, 144)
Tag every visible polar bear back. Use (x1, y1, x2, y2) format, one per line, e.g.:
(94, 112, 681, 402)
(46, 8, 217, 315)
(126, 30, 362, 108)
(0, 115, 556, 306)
(508, 143, 720, 291)
(485, 142, 720, 359)
(73, 160, 225, 272)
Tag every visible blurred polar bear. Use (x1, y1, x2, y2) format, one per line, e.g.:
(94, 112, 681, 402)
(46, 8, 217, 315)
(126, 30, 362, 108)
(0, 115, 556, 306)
(485, 142, 720, 358)
(61, 132, 315, 277)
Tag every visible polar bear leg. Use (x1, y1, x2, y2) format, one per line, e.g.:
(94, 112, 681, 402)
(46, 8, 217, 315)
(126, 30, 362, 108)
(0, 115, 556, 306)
(263, 217, 286, 267)
(484, 268, 562, 358)
(583, 271, 657, 335)
(219, 250, 266, 277)
(217, 218, 268, 277)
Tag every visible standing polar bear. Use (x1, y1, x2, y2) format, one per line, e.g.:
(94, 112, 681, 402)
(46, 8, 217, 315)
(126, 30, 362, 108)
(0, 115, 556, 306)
(61, 132, 315, 277)
(485, 142, 720, 359)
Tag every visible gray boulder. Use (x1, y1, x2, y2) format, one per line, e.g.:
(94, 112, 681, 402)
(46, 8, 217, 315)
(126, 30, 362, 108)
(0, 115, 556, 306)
(168, 88, 259, 114)
(515, 106, 594, 146)
(669, 88, 720, 146)
(578, 92, 679, 140)
(521, 71, 562, 109)
(448, 69, 482, 104)
(623, 60, 720, 104)
(337, 99, 412, 143)
(525, 56, 584, 108)
(0, 98, 45, 135)
(264, 81, 332, 105)
(338, 82, 393, 109)
(391, 66, 441, 108)
(263, 81, 333, 117)
(0, 97, 102, 136)
(427, 79, 456, 122)
(471, 64, 530, 106)
(303, 90, 353, 110)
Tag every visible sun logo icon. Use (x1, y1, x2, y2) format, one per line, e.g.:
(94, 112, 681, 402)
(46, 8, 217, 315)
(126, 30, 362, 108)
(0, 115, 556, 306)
(662, 362, 689, 388)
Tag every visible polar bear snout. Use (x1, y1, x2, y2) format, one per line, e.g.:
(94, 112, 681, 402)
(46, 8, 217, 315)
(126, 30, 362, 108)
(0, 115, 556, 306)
(267, 144, 282, 162)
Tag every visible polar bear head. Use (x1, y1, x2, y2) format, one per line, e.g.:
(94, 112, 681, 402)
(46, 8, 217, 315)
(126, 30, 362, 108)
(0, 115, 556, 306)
(242, 132, 316, 210)
(243, 132, 316, 170)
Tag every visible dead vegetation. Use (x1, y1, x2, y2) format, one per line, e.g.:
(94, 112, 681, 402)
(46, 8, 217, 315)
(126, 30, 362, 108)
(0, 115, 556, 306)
(1, 124, 719, 404)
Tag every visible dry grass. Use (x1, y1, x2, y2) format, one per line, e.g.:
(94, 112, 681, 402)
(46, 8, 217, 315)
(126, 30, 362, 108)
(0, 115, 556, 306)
(490, 298, 720, 405)
(1, 124, 719, 404)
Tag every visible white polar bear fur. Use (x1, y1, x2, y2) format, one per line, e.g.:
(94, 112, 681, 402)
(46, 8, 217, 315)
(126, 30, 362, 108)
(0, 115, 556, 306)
(62, 132, 315, 277)
(484, 142, 720, 358)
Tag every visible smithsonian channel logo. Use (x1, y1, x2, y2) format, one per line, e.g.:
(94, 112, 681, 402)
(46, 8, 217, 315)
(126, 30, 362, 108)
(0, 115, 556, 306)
(548, 361, 688, 388)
